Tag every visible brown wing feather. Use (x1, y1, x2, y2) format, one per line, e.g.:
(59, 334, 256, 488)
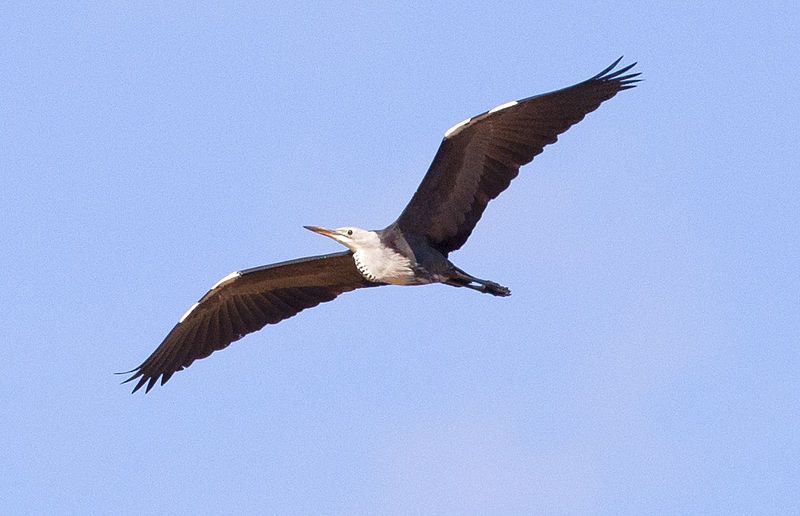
(394, 58, 640, 254)
(123, 251, 377, 393)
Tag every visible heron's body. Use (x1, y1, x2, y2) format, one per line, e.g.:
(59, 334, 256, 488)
(123, 58, 640, 392)
(309, 225, 510, 294)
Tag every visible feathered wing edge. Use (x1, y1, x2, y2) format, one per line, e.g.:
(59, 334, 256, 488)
(120, 251, 378, 393)
(392, 57, 640, 254)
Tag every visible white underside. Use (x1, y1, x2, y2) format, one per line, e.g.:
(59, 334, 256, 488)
(353, 246, 418, 285)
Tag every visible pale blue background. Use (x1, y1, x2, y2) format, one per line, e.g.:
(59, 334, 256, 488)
(2, 2, 798, 514)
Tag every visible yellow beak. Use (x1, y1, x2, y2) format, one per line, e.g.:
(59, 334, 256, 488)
(303, 226, 337, 239)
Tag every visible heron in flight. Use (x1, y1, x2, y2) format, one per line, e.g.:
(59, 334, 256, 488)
(123, 58, 639, 392)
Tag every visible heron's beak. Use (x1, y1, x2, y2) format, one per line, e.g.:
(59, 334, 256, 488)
(303, 226, 338, 239)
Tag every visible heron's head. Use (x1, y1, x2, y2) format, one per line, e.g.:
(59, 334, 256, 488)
(303, 226, 379, 251)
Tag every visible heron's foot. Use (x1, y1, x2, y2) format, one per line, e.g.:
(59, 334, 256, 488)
(481, 281, 511, 297)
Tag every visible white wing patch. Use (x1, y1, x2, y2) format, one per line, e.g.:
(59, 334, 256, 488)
(489, 100, 518, 113)
(444, 117, 472, 138)
(444, 99, 518, 139)
(179, 302, 200, 323)
(211, 270, 241, 290)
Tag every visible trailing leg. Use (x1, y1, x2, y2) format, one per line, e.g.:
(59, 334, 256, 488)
(443, 266, 511, 297)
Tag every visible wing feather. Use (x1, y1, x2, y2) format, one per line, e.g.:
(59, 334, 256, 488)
(393, 58, 640, 254)
(123, 251, 377, 392)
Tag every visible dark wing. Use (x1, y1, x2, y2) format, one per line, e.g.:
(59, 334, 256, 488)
(123, 251, 377, 393)
(393, 57, 640, 254)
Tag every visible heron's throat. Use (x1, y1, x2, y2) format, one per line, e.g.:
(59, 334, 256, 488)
(352, 244, 416, 285)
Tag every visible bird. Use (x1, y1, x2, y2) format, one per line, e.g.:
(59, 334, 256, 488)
(122, 57, 640, 393)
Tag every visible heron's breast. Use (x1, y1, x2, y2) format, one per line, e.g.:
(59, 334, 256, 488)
(353, 248, 419, 285)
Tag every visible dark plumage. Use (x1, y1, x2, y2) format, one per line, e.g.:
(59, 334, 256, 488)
(394, 58, 639, 253)
(123, 252, 377, 392)
(123, 58, 640, 392)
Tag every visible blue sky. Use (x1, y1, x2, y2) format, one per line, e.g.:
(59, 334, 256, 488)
(2, 2, 798, 514)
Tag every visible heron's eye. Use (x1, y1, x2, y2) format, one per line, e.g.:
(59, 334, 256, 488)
(347, 230, 353, 236)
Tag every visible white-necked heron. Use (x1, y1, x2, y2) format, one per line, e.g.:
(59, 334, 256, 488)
(123, 58, 640, 392)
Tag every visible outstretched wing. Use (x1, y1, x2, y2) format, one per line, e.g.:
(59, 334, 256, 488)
(393, 57, 640, 254)
(123, 251, 377, 393)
